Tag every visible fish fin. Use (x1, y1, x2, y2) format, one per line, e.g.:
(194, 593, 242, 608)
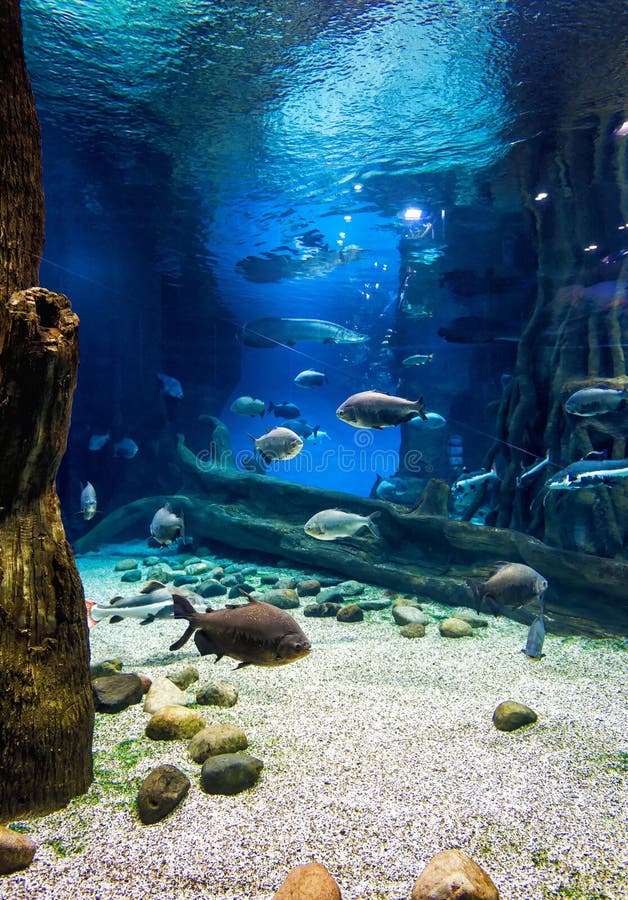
(140, 580, 167, 594)
(237, 589, 260, 604)
(139, 615, 155, 625)
(248, 434, 256, 443)
(108, 595, 125, 606)
(172, 593, 198, 621)
(192, 631, 221, 658)
(313, 425, 320, 438)
(366, 512, 381, 539)
(109, 615, 123, 624)
(169, 623, 196, 651)
(163, 502, 172, 512)
(180, 512, 186, 545)
(414, 397, 428, 420)
(260, 452, 272, 463)
(234, 661, 252, 669)
(465, 579, 482, 613)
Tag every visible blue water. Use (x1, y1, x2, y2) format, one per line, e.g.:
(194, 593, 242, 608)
(18, 1, 628, 533)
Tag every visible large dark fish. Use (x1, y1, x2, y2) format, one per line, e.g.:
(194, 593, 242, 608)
(437, 316, 520, 343)
(336, 390, 427, 428)
(241, 317, 368, 348)
(466, 563, 548, 614)
(169, 593, 311, 669)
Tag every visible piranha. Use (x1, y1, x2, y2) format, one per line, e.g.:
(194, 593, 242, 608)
(150, 502, 185, 546)
(169, 592, 311, 668)
(336, 390, 427, 429)
(294, 368, 328, 388)
(112, 437, 139, 459)
(230, 395, 266, 417)
(249, 426, 303, 462)
(268, 400, 301, 419)
(80, 481, 98, 520)
(157, 372, 184, 399)
(241, 317, 368, 348)
(303, 509, 381, 541)
(466, 562, 548, 615)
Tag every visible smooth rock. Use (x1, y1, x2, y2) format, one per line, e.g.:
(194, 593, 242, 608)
(303, 602, 341, 618)
(142, 556, 161, 566)
(197, 578, 228, 598)
(172, 573, 198, 587)
(221, 573, 243, 587)
(145, 566, 171, 581)
(257, 589, 299, 609)
(199, 752, 263, 795)
(317, 587, 344, 604)
(338, 580, 365, 596)
(0, 825, 36, 875)
(454, 608, 489, 628)
(336, 603, 364, 622)
(189, 724, 248, 763)
(411, 848, 499, 900)
(92, 673, 144, 713)
(185, 561, 209, 576)
(392, 606, 430, 626)
(439, 617, 473, 637)
(274, 577, 298, 590)
(120, 569, 142, 583)
(273, 862, 341, 900)
(137, 764, 190, 824)
(492, 701, 538, 732)
(260, 574, 279, 585)
(196, 682, 239, 708)
(145, 706, 206, 741)
(113, 558, 138, 572)
(400, 623, 426, 638)
(359, 597, 391, 611)
(143, 676, 189, 714)
(167, 666, 199, 690)
(296, 579, 321, 597)
(209, 566, 225, 580)
(392, 596, 422, 609)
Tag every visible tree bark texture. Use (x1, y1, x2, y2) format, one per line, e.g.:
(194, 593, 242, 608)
(0, 2, 93, 820)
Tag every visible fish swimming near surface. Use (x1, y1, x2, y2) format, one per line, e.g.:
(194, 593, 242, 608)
(88, 432, 110, 451)
(564, 386, 627, 416)
(157, 372, 184, 399)
(150, 502, 185, 546)
(80, 481, 98, 520)
(236, 245, 361, 283)
(437, 316, 520, 343)
(241, 317, 368, 348)
(294, 368, 328, 388)
(230, 395, 266, 417)
(336, 390, 427, 428)
(466, 562, 548, 615)
(451, 463, 499, 497)
(303, 509, 381, 541)
(536, 458, 628, 505)
(249, 426, 303, 462)
(269, 400, 301, 419)
(522, 613, 546, 660)
(112, 437, 139, 459)
(169, 591, 311, 668)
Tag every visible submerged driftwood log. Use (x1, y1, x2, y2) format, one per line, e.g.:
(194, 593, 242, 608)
(74, 439, 628, 638)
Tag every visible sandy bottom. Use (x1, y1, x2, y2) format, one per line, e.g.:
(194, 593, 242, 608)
(3, 542, 627, 900)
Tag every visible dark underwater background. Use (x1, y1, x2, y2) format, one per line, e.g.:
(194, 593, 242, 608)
(19, 1, 628, 549)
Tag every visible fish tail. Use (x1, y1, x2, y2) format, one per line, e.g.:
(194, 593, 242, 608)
(415, 396, 428, 420)
(367, 511, 381, 539)
(268, 401, 275, 413)
(465, 578, 482, 613)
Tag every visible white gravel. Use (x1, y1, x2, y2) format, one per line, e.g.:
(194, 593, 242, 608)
(3, 543, 627, 900)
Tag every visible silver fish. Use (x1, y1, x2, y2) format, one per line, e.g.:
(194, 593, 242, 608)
(402, 353, 434, 366)
(249, 427, 303, 462)
(294, 369, 328, 387)
(304, 509, 381, 541)
(540, 458, 628, 501)
(241, 317, 368, 348)
(516, 450, 550, 488)
(452, 464, 499, 497)
(150, 502, 185, 546)
(80, 481, 98, 520)
(565, 386, 627, 416)
(466, 562, 548, 614)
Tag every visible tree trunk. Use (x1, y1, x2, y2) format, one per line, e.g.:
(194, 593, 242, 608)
(0, 2, 93, 820)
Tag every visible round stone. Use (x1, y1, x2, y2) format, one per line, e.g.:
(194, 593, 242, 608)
(492, 700, 538, 732)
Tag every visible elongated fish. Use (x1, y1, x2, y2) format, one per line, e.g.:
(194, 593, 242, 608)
(241, 317, 368, 348)
(169, 592, 311, 668)
(540, 458, 628, 499)
(516, 450, 550, 488)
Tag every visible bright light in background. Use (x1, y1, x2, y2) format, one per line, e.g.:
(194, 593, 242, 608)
(613, 121, 628, 137)
(534, 192, 549, 201)
(344, 215, 352, 222)
(353, 183, 363, 192)
(584, 244, 598, 252)
(402, 207, 423, 221)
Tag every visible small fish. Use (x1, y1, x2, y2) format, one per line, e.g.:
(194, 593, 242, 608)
(305, 429, 331, 444)
(564, 386, 627, 416)
(249, 427, 303, 463)
(112, 437, 139, 459)
(268, 401, 301, 419)
(230, 396, 266, 417)
(516, 450, 550, 488)
(407, 411, 446, 429)
(451, 463, 499, 497)
(280, 419, 319, 441)
(521, 614, 546, 660)
(294, 369, 328, 388)
(336, 390, 427, 429)
(401, 353, 434, 366)
(88, 432, 110, 451)
(466, 562, 548, 614)
(169, 591, 311, 668)
(241, 317, 368, 348)
(303, 509, 381, 541)
(157, 372, 184, 399)
(80, 481, 98, 521)
(150, 503, 185, 546)
(437, 316, 520, 343)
